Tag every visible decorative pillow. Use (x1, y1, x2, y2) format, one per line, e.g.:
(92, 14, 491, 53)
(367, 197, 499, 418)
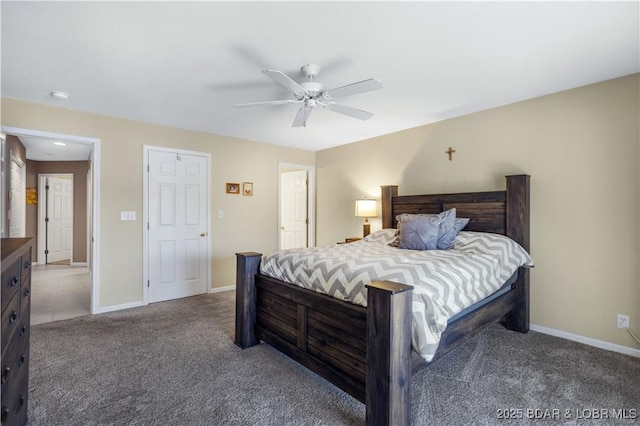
(363, 228, 399, 245)
(394, 209, 470, 250)
(434, 208, 457, 250)
(454, 217, 470, 233)
(397, 214, 442, 250)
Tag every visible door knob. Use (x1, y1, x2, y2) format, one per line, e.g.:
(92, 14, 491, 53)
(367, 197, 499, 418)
(280, 226, 285, 230)
(200, 232, 207, 237)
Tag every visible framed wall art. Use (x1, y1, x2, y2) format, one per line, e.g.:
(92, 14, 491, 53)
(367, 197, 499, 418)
(243, 182, 253, 196)
(226, 182, 240, 194)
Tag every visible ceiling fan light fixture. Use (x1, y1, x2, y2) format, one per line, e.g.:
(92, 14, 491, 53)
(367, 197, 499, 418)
(51, 91, 70, 100)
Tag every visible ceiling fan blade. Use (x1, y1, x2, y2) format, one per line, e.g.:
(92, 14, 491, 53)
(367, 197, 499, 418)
(234, 99, 299, 108)
(292, 107, 312, 127)
(263, 69, 306, 94)
(326, 103, 374, 120)
(325, 78, 383, 99)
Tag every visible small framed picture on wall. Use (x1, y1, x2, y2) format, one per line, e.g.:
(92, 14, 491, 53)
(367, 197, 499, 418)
(226, 183, 240, 194)
(243, 182, 253, 196)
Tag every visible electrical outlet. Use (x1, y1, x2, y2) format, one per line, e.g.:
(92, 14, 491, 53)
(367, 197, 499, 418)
(617, 314, 630, 329)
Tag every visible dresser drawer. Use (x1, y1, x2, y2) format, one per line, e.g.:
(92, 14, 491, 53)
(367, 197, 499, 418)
(1, 362, 28, 426)
(1, 294, 20, 354)
(1, 327, 28, 398)
(20, 251, 31, 283)
(1, 259, 20, 313)
(19, 282, 30, 325)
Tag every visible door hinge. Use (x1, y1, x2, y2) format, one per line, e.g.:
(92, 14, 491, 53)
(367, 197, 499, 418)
(45, 217, 49, 222)
(44, 249, 49, 255)
(147, 280, 150, 288)
(45, 185, 50, 190)
(305, 218, 309, 225)
(147, 164, 150, 172)
(147, 222, 150, 230)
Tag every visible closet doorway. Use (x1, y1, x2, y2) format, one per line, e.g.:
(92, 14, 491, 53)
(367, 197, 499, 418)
(278, 163, 316, 250)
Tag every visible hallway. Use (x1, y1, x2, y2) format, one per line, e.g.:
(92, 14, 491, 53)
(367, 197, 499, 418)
(31, 264, 91, 325)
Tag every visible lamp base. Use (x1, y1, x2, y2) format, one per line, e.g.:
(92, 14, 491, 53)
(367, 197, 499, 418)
(363, 223, 371, 237)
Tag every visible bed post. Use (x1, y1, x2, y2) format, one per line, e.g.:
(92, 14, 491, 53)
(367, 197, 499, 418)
(234, 252, 262, 349)
(505, 174, 530, 333)
(381, 185, 398, 229)
(365, 281, 413, 426)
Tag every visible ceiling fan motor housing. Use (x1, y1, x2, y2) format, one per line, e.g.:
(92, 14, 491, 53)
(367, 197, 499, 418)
(301, 63, 321, 79)
(300, 81, 325, 98)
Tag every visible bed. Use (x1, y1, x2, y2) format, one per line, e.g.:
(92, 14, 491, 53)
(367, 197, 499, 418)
(235, 174, 531, 426)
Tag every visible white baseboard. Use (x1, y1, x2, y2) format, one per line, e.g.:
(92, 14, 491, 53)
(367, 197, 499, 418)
(71, 262, 87, 267)
(93, 300, 145, 315)
(91, 288, 233, 315)
(209, 285, 235, 294)
(530, 323, 640, 358)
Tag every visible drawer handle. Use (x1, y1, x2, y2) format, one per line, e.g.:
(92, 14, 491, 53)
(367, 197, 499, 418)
(9, 311, 18, 324)
(24, 261, 31, 269)
(18, 355, 26, 367)
(24, 288, 30, 297)
(10, 276, 18, 287)
(19, 326, 27, 336)
(1, 367, 10, 384)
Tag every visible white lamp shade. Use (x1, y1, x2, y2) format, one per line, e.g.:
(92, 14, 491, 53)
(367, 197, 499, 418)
(355, 199, 378, 218)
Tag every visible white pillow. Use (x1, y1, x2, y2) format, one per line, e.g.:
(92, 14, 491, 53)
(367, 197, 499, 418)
(362, 229, 399, 245)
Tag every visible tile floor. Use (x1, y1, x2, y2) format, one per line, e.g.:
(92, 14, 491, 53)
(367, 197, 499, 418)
(30, 264, 91, 325)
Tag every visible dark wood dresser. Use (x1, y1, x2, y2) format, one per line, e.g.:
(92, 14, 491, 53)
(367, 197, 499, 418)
(1, 238, 32, 426)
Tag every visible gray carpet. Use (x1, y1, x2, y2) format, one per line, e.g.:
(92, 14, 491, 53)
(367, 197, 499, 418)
(27, 291, 639, 425)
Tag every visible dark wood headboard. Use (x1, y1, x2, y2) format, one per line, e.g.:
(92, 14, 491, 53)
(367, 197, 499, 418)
(381, 175, 530, 250)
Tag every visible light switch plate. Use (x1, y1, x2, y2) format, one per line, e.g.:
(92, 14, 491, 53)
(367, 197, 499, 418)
(120, 211, 136, 221)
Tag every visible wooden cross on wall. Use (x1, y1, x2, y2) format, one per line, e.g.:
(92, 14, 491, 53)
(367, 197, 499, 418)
(445, 147, 456, 161)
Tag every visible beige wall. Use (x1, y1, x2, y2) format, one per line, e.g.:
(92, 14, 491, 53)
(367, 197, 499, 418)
(1, 98, 315, 307)
(26, 160, 90, 263)
(3, 74, 637, 351)
(317, 73, 640, 350)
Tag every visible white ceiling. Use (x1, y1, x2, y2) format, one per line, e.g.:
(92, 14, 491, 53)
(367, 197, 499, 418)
(1, 2, 638, 153)
(17, 136, 93, 162)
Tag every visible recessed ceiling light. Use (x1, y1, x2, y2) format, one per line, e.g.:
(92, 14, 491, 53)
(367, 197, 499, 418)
(51, 91, 70, 100)
(53, 141, 67, 146)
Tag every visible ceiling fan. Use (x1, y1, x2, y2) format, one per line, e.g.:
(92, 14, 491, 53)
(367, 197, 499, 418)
(233, 63, 383, 127)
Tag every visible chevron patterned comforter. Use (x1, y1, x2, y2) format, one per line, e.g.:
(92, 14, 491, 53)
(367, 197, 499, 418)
(260, 230, 534, 361)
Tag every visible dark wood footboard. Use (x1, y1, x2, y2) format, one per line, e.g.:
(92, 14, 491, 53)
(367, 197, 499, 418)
(234, 253, 413, 423)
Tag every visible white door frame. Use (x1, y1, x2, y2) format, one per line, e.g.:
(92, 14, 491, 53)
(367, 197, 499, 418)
(37, 173, 74, 265)
(142, 145, 212, 305)
(278, 162, 316, 249)
(1, 133, 6, 238)
(1, 126, 101, 314)
(9, 149, 26, 237)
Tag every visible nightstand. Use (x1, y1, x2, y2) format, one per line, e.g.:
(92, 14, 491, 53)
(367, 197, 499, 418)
(338, 237, 362, 244)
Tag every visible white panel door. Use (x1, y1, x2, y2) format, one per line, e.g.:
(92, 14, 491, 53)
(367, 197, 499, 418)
(148, 150, 208, 303)
(47, 176, 74, 263)
(280, 170, 308, 249)
(9, 153, 26, 238)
